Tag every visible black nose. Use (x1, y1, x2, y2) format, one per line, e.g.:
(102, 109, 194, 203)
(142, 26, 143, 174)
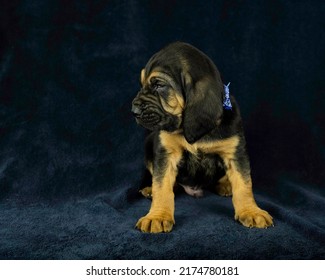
(131, 104, 142, 117)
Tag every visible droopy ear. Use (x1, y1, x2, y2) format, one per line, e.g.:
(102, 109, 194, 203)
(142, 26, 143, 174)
(182, 72, 223, 144)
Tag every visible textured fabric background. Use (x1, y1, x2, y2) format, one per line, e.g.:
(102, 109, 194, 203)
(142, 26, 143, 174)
(0, 0, 324, 259)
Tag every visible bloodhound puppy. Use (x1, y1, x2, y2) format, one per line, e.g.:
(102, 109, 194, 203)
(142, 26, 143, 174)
(132, 42, 273, 233)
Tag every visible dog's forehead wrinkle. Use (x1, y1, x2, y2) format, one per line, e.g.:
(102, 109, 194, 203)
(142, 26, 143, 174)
(145, 69, 178, 88)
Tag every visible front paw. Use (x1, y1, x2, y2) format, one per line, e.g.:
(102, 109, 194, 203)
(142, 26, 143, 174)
(235, 207, 273, 228)
(136, 213, 174, 233)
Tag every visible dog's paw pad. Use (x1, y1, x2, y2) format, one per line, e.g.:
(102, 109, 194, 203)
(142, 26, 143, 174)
(136, 215, 174, 233)
(235, 207, 273, 228)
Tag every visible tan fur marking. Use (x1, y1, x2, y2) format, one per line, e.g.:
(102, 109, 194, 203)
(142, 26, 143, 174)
(146, 71, 173, 86)
(175, 92, 185, 111)
(159, 132, 273, 228)
(160, 131, 239, 158)
(140, 69, 145, 86)
(226, 160, 273, 228)
(160, 88, 184, 116)
(146, 71, 161, 84)
(136, 131, 183, 233)
(198, 136, 239, 160)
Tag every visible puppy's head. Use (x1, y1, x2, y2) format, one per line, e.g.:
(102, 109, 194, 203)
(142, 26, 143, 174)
(132, 42, 224, 144)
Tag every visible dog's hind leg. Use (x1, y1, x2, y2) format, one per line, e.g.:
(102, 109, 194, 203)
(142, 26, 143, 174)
(214, 175, 232, 197)
(139, 186, 152, 199)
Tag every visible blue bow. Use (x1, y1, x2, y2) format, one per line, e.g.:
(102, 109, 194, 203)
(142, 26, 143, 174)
(223, 82, 232, 110)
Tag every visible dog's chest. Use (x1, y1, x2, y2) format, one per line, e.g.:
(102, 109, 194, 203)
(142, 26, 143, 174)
(176, 150, 225, 188)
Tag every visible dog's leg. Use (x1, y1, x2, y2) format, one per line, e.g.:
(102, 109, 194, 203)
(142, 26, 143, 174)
(199, 135, 273, 228)
(136, 133, 182, 233)
(215, 175, 232, 197)
(139, 162, 153, 199)
(136, 167, 178, 233)
(225, 159, 273, 228)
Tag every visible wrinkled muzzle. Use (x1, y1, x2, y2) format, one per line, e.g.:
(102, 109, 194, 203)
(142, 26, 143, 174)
(131, 95, 163, 130)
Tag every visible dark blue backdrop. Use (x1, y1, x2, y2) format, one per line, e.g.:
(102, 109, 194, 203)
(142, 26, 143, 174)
(0, 0, 324, 259)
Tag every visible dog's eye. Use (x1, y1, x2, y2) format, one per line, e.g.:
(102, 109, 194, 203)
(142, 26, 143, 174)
(153, 83, 165, 92)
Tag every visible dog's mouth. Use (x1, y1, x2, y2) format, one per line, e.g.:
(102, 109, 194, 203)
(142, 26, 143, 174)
(141, 112, 160, 123)
(134, 111, 162, 129)
(132, 100, 180, 132)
